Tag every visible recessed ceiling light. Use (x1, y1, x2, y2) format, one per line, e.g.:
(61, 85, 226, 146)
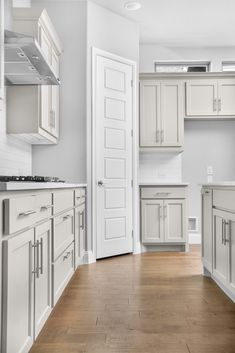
(124, 1, 142, 11)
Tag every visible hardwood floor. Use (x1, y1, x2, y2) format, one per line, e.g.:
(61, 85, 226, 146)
(30, 246, 235, 353)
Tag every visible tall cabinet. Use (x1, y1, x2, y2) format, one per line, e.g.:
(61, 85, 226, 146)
(140, 78, 184, 150)
(7, 9, 63, 144)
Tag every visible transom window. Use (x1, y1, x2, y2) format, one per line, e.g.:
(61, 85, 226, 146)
(222, 61, 235, 72)
(154, 61, 211, 73)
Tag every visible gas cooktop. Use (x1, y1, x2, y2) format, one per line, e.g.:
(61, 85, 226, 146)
(0, 176, 65, 183)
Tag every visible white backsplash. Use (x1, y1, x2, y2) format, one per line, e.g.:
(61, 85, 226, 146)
(0, 98, 32, 176)
(139, 152, 182, 183)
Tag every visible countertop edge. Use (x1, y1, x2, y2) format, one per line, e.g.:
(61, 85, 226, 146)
(0, 182, 87, 191)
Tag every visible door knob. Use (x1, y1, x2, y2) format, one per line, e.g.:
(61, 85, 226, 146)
(98, 180, 104, 186)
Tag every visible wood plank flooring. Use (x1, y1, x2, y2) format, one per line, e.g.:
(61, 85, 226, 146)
(30, 246, 235, 353)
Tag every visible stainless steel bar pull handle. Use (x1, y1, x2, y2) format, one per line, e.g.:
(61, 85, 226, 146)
(164, 205, 167, 218)
(224, 221, 231, 244)
(19, 210, 37, 217)
(213, 99, 217, 112)
(218, 98, 222, 112)
(39, 238, 43, 275)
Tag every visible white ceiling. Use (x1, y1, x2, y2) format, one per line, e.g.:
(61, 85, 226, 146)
(91, 0, 235, 47)
(32, 0, 235, 47)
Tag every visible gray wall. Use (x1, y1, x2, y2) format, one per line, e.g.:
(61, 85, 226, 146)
(32, 1, 87, 182)
(140, 43, 235, 235)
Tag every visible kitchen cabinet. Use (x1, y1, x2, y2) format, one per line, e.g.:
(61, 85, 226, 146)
(140, 80, 183, 150)
(7, 9, 63, 144)
(202, 186, 235, 302)
(2, 228, 34, 353)
(201, 188, 213, 272)
(75, 202, 86, 268)
(186, 79, 235, 117)
(0, 0, 4, 111)
(2, 221, 52, 353)
(34, 221, 52, 338)
(140, 186, 188, 248)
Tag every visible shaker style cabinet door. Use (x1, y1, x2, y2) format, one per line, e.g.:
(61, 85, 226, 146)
(75, 204, 86, 268)
(201, 189, 213, 272)
(213, 210, 228, 286)
(161, 81, 183, 147)
(34, 221, 52, 338)
(2, 229, 35, 353)
(218, 79, 235, 116)
(140, 81, 161, 147)
(141, 200, 164, 243)
(164, 200, 186, 243)
(186, 80, 218, 116)
(225, 213, 235, 296)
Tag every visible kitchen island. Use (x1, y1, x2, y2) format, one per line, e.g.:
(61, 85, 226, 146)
(201, 183, 235, 303)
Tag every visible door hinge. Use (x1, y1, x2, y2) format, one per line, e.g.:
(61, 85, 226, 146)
(132, 230, 134, 238)
(131, 79, 133, 87)
(131, 129, 133, 137)
(131, 179, 133, 187)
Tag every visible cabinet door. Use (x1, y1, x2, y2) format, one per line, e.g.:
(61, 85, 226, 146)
(75, 203, 86, 268)
(2, 229, 34, 353)
(50, 48, 60, 138)
(141, 200, 164, 243)
(140, 81, 161, 147)
(161, 81, 183, 147)
(202, 189, 213, 272)
(34, 221, 52, 338)
(213, 210, 228, 286)
(186, 80, 218, 116)
(226, 214, 235, 296)
(0, 0, 4, 111)
(164, 199, 186, 243)
(218, 79, 235, 116)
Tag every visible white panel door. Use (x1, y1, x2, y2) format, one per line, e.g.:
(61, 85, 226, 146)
(2, 229, 34, 353)
(141, 200, 164, 243)
(140, 81, 161, 147)
(213, 210, 228, 286)
(96, 55, 133, 259)
(186, 80, 218, 116)
(161, 81, 183, 147)
(164, 200, 186, 243)
(34, 221, 52, 338)
(218, 79, 235, 116)
(0, 0, 4, 111)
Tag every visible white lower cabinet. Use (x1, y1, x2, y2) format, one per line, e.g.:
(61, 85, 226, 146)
(141, 186, 188, 246)
(2, 221, 52, 353)
(201, 188, 213, 272)
(213, 208, 235, 296)
(2, 229, 34, 353)
(53, 242, 75, 305)
(75, 202, 86, 268)
(34, 222, 52, 338)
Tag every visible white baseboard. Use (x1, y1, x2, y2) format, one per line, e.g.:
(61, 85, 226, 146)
(189, 233, 201, 244)
(83, 250, 96, 264)
(134, 241, 141, 254)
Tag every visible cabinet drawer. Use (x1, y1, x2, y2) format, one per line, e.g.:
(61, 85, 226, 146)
(213, 189, 235, 212)
(53, 242, 74, 305)
(75, 188, 86, 206)
(36, 193, 53, 223)
(4, 195, 37, 234)
(53, 209, 74, 260)
(141, 187, 186, 199)
(53, 190, 74, 215)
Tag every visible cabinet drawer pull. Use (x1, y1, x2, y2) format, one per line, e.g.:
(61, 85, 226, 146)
(155, 192, 171, 197)
(224, 221, 231, 244)
(63, 251, 71, 261)
(40, 205, 53, 211)
(19, 210, 37, 217)
(161, 130, 164, 143)
(213, 99, 217, 112)
(63, 214, 72, 221)
(164, 205, 167, 218)
(39, 238, 43, 275)
(218, 98, 222, 112)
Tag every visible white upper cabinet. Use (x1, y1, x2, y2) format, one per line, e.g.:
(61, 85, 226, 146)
(7, 9, 63, 144)
(218, 79, 235, 116)
(140, 80, 183, 150)
(0, 0, 4, 111)
(186, 80, 217, 116)
(186, 78, 235, 117)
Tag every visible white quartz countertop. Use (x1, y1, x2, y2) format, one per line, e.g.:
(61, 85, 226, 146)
(0, 182, 87, 191)
(139, 182, 189, 186)
(201, 182, 235, 187)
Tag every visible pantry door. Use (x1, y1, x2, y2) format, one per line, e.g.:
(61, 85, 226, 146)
(94, 51, 134, 259)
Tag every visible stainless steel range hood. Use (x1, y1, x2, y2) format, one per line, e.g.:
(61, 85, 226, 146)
(4, 30, 60, 86)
